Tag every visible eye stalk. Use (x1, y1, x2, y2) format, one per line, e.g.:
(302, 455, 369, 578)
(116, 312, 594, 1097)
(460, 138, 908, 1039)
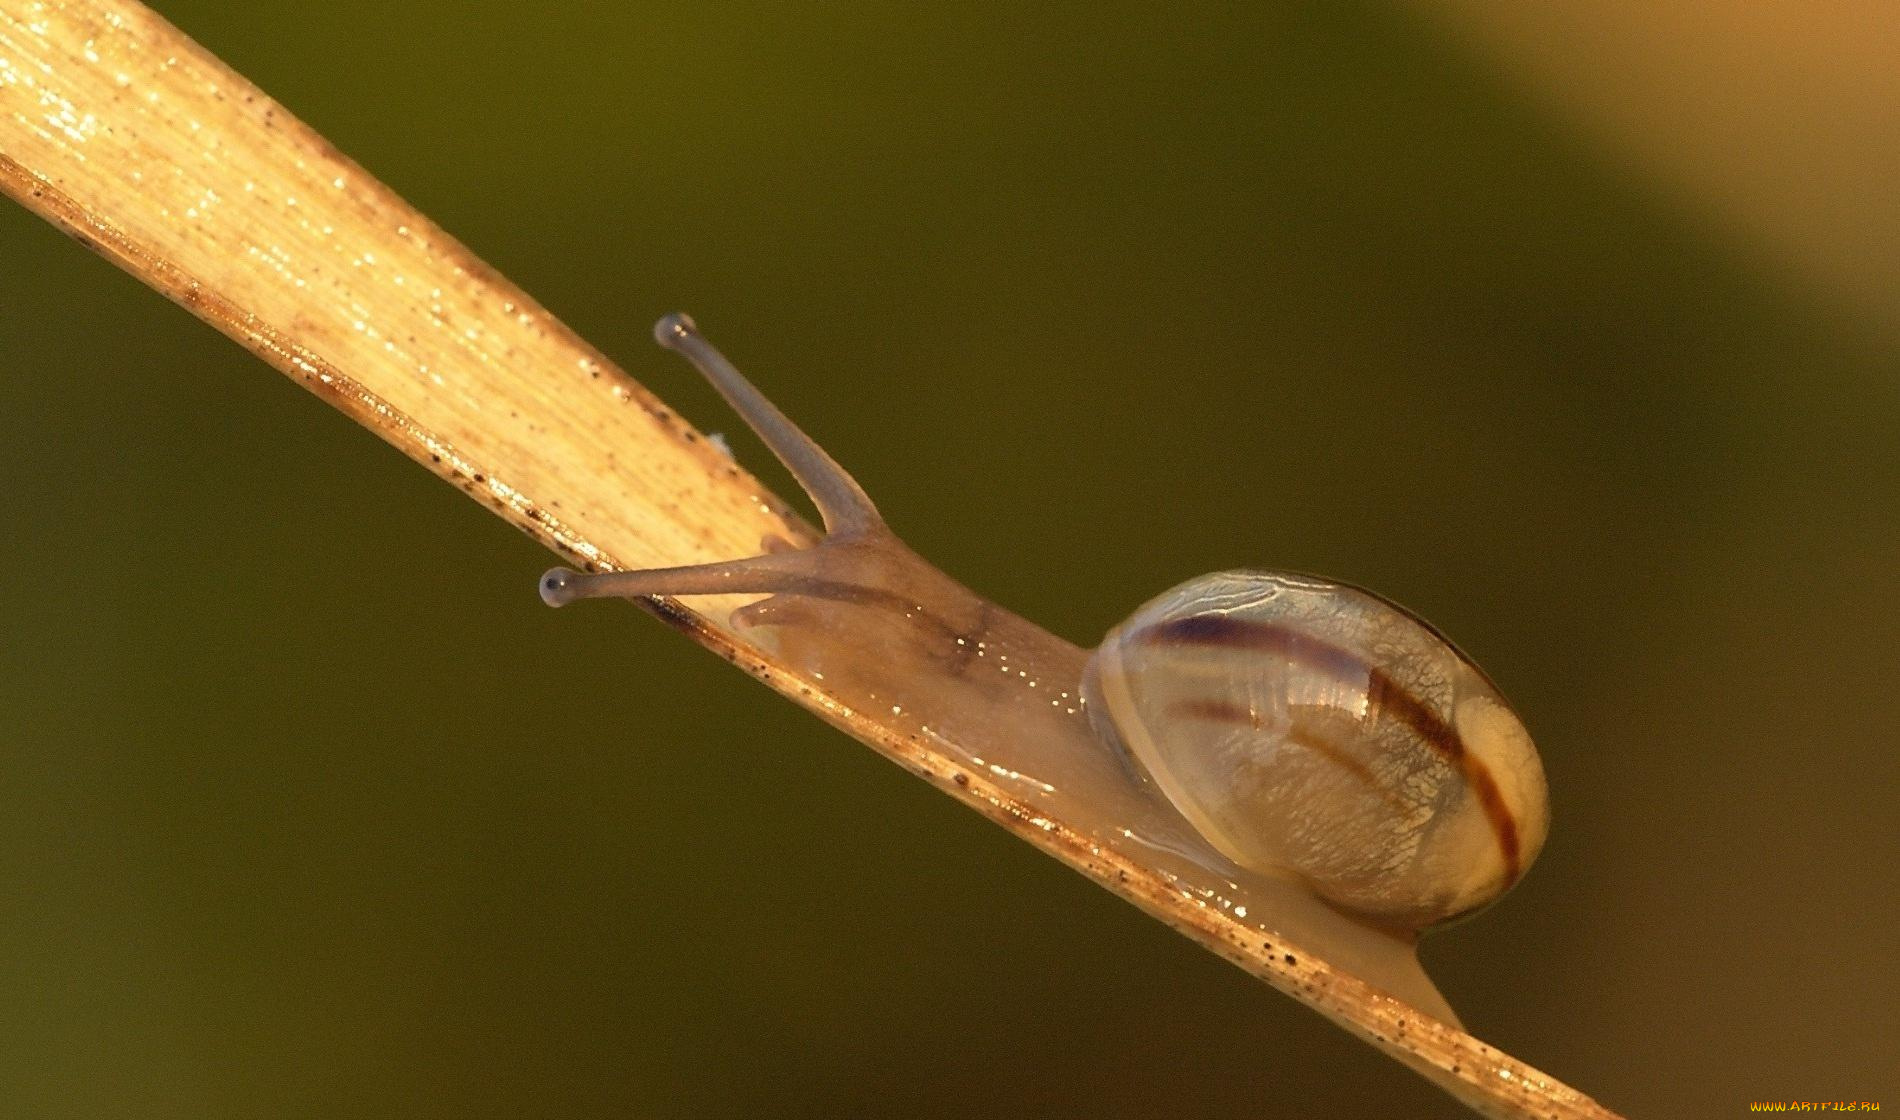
(644, 312, 879, 536)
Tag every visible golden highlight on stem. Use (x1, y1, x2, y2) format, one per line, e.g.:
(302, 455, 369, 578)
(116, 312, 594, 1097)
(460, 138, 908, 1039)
(0, 4, 1621, 1117)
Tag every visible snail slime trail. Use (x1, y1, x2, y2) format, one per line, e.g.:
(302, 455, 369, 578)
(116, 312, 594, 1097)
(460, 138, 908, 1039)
(542, 314, 1552, 1027)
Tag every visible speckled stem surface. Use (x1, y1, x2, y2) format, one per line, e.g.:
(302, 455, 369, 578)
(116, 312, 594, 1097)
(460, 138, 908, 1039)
(0, 3, 1622, 1117)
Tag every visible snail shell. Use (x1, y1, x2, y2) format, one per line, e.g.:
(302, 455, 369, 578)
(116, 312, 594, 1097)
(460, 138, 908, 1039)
(1082, 570, 1549, 927)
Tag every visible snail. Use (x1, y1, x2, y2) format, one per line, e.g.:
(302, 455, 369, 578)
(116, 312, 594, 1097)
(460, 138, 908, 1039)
(541, 313, 1549, 1025)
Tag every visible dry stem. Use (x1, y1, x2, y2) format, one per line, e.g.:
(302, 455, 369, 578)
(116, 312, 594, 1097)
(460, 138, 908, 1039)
(0, 3, 1621, 1117)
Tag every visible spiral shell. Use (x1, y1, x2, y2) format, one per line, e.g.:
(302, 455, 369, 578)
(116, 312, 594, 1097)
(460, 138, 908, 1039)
(1081, 571, 1549, 928)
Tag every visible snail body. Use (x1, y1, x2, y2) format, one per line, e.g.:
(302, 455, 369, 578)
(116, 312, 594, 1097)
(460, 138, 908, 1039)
(541, 314, 1550, 1024)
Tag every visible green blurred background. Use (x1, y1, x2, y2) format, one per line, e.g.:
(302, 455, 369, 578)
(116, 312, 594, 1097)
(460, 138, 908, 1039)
(3, 2, 1895, 1116)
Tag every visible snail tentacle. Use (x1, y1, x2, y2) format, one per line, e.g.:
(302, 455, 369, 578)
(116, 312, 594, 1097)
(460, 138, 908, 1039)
(654, 312, 883, 536)
(540, 550, 839, 608)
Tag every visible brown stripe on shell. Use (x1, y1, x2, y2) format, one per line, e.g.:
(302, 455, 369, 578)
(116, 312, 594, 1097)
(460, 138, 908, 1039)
(1168, 696, 1261, 728)
(1168, 698, 1412, 813)
(1141, 614, 1522, 883)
